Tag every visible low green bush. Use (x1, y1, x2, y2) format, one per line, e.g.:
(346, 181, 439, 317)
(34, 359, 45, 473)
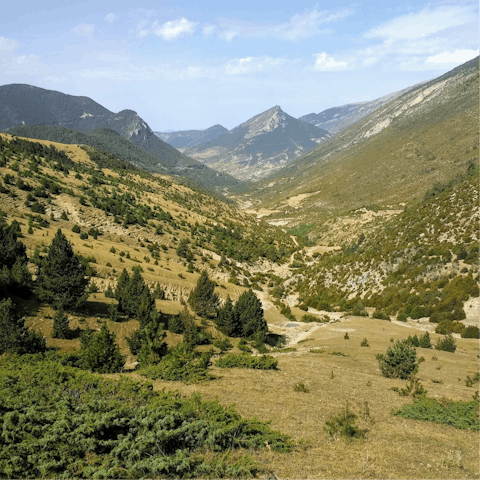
(435, 334, 456, 352)
(0, 354, 292, 478)
(324, 402, 367, 439)
(216, 353, 278, 370)
(139, 343, 212, 383)
(395, 397, 479, 430)
(461, 326, 480, 339)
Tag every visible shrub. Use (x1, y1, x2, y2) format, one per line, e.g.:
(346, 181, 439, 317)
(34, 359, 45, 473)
(372, 309, 390, 321)
(71, 225, 81, 233)
(376, 339, 418, 379)
(324, 402, 367, 439)
(344, 332, 349, 340)
(418, 331, 432, 348)
(395, 397, 479, 430)
(301, 314, 320, 323)
(139, 343, 212, 383)
(81, 324, 125, 373)
(461, 326, 480, 338)
(435, 334, 456, 353)
(435, 320, 465, 335)
(360, 338, 369, 347)
(51, 308, 70, 339)
(293, 382, 309, 393)
(213, 338, 233, 353)
(79, 232, 88, 240)
(216, 353, 278, 370)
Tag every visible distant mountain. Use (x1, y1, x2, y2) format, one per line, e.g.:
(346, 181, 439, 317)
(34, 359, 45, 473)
(0, 84, 241, 191)
(155, 125, 228, 148)
(245, 56, 479, 222)
(298, 83, 426, 135)
(181, 106, 330, 181)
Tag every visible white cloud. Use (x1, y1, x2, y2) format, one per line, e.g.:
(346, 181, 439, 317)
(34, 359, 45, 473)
(426, 49, 479, 64)
(73, 23, 95, 36)
(313, 53, 348, 71)
(105, 13, 118, 24)
(202, 24, 217, 37)
(365, 4, 475, 42)
(277, 8, 352, 41)
(0, 36, 19, 51)
(206, 8, 352, 41)
(225, 56, 290, 75)
(148, 17, 197, 42)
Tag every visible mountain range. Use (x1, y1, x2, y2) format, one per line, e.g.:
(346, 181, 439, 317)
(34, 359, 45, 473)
(155, 125, 228, 148)
(242, 55, 479, 233)
(298, 82, 427, 135)
(0, 84, 241, 191)
(178, 106, 330, 181)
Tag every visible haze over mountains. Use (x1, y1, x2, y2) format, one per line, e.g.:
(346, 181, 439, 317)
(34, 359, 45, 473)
(178, 106, 330, 181)
(155, 125, 228, 148)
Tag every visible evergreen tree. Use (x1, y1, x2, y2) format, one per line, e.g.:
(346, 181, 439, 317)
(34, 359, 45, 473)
(135, 318, 168, 367)
(234, 289, 268, 341)
(51, 307, 69, 339)
(215, 297, 239, 337)
(0, 218, 32, 298)
(115, 268, 130, 312)
(0, 298, 46, 354)
(121, 268, 150, 318)
(36, 229, 88, 309)
(81, 323, 124, 373)
(137, 289, 156, 328)
(188, 271, 219, 318)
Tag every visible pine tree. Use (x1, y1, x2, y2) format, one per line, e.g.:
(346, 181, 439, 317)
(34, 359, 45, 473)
(0, 298, 46, 354)
(0, 218, 32, 298)
(36, 229, 88, 309)
(51, 307, 70, 339)
(188, 271, 219, 318)
(137, 289, 156, 328)
(234, 289, 268, 341)
(81, 323, 124, 373)
(115, 268, 130, 312)
(122, 268, 149, 318)
(135, 318, 168, 367)
(215, 297, 239, 337)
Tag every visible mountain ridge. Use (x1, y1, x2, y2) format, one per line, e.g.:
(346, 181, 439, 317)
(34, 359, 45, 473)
(180, 105, 330, 181)
(0, 84, 242, 191)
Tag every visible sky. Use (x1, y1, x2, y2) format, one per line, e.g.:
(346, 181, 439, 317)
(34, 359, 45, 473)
(1, 0, 478, 130)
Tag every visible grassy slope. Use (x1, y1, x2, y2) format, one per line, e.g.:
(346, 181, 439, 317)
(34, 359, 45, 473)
(0, 133, 478, 479)
(240, 57, 479, 235)
(5, 125, 244, 193)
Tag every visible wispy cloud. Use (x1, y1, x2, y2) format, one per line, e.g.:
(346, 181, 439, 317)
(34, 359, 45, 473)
(355, 3, 479, 71)
(211, 8, 352, 41)
(364, 4, 474, 42)
(139, 17, 197, 42)
(0, 36, 19, 51)
(225, 56, 291, 75)
(73, 23, 95, 36)
(104, 13, 118, 24)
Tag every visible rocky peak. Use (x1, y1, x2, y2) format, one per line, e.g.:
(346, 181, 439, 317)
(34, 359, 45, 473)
(235, 105, 289, 140)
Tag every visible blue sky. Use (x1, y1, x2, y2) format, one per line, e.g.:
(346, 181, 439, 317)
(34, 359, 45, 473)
(1, 0, 478, 130)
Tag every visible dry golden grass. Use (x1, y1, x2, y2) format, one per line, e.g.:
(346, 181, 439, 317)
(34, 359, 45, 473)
(97, 315, 479, 480)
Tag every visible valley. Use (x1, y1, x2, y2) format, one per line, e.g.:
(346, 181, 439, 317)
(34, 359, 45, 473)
(0, 56, 478, 480)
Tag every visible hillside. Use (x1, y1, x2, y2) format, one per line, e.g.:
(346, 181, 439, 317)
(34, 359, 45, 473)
(0, 131, 478, 479)
(5, 125, 242, 193)
(181, 106, 330, 181)
(0, 84, 241, 191)
(155, 124, 229, 148)
(240, 57, 479, 237)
